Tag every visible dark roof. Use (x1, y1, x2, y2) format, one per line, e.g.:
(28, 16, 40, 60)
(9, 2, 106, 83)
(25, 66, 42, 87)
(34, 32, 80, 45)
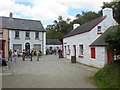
(46, 39, 62, 45)
(0, 16, 45, 32)
(90, 25, 119, 46)
(65, 16, 106, 38)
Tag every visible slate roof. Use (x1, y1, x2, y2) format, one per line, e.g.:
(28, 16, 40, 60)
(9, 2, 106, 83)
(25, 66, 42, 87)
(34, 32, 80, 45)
(65, 16, 106, 38)
(46, 39, 62, 45)
(90, 25, 119, 46)
(0, 16, 45, 32)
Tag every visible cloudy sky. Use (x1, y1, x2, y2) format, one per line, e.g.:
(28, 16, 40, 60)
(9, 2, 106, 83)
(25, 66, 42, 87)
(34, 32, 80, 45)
(0, 0, 112, 28)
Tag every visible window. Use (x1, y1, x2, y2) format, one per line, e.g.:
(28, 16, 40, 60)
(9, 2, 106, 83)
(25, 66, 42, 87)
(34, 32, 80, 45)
(35, 32, 39, 39)
(67, 45, 70, 55)
(34, 44, 41, 51)
(25, 31, 30, 39)
(79, 45, 83, 58)
(15, 31, 19, 39)
(0, 31, 3, 38)
(97, 26, 102, 34)
(13, 44, 22, 53)
(91, 47, 96, 59)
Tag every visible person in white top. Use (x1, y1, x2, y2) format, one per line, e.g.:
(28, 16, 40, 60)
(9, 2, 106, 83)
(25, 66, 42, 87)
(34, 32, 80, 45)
(13, 50, 18, 63)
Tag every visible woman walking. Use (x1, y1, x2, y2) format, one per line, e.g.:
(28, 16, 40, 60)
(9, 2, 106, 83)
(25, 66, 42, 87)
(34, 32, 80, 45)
(13, 50, 18, 63)
(22, 49, 26, 61)
(36, 50, 41, 61)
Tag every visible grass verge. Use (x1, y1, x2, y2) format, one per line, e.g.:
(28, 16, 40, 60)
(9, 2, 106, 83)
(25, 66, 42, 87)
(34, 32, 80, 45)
(93, 60, 120, 89)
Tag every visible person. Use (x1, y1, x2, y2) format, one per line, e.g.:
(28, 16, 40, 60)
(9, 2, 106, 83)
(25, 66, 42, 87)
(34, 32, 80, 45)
(46, 48, 49, 55)
(0, 52, 7, 67)
(26, 50, 29, 58)
(30, 49, 34, 61)
(8, 49, 12, 61)
(58, 49, 63, 58)
(13, 50, 18, 63)
(58, 49, 61, 58)
(54, 49, 56, 55)
(36, 50, 41, 61)
(22, 49, 26, 61)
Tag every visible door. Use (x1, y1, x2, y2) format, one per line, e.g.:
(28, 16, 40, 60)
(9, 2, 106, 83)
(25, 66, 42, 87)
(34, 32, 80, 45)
(64, 46, 67, 57)
(25, 42, 30, 54)
(73, 45, 76, 57)
(107, 48, 113, 62)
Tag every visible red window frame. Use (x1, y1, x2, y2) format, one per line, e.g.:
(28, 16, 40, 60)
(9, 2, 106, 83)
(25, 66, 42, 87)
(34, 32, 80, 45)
(91, 47, 96, 59)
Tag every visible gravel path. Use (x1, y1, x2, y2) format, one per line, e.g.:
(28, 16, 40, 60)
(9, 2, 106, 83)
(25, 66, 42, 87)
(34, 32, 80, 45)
(2, 55, 98, 88)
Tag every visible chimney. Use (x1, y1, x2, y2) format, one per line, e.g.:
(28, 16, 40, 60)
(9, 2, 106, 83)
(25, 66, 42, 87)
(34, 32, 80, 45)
(9, 12, 13, 21)
(103, 8, 113, 19)
(73, 24, 80, 29)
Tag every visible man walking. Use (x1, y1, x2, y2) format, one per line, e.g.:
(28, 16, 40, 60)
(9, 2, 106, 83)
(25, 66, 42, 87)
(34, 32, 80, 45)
(8, 49, 12, 61)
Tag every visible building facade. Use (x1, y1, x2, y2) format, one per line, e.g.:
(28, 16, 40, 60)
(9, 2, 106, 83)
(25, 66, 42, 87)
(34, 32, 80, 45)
(63, 8, 118, 68)
(0, 13, 46, 57)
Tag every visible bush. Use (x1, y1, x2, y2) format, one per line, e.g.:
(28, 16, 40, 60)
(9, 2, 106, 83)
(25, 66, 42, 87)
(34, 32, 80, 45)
(93, 61, 120, 89)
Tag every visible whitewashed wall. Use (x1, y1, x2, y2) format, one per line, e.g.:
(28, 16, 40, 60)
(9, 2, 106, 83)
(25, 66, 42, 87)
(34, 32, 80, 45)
(9, 30, 46, 55)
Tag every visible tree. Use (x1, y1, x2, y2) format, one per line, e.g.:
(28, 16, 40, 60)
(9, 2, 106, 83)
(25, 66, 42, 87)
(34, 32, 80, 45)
(101, 1, 120, 24)
(105, 26, 120, 60)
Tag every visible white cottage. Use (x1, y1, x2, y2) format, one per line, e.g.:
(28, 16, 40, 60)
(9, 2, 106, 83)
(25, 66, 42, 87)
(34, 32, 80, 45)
(0, 13, 46, 55)
(63, 8, 118, 68)
(46, 39, 62, 50)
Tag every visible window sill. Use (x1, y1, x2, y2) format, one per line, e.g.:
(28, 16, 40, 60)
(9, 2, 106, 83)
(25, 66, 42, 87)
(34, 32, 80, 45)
(35, 38, 40, 40)
(14, 37, 20, 39)
(67, 53, 70, 55)
(79, 56, 84, 58)
(25, 37, 30, 40)
(97, 32, 103, 34)
(91, 57, 96, 59)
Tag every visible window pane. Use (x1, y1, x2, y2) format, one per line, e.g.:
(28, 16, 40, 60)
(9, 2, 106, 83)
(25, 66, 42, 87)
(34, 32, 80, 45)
(35, 32, 39, 39)
(13, 44, 22, 53)
(97, 26, 101, 32)
(34, 44, 41, 50)
(79, 45, 83, 55)
(0, 31, 3, 38)
(15, 31, 19, 38)
(26, 32, 30, 38)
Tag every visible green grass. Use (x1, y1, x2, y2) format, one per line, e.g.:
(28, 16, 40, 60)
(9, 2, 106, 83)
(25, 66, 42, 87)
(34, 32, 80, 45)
(93, 60, 120, 89)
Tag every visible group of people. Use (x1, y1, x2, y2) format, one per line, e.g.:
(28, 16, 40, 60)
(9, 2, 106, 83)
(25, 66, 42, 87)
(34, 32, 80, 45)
(0, 49, 16, 67)
(0, 49, 42, 67)
(46, 48, 63, 58)
(22, 49, 41, 61)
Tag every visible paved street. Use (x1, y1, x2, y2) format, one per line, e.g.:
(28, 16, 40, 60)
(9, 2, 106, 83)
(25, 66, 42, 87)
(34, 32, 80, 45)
(1, 55, 98, 88)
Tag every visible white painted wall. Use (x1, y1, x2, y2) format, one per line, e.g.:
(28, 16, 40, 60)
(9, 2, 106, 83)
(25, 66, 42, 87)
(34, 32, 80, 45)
(9, 30, 46, 55)
(63, 8, 117, 68)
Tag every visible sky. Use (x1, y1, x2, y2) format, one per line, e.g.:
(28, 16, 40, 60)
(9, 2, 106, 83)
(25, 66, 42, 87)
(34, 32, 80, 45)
(0, 0, 112, 28)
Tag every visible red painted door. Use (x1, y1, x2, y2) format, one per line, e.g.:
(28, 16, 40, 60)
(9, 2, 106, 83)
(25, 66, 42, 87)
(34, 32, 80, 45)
(107, 48, 113, 62)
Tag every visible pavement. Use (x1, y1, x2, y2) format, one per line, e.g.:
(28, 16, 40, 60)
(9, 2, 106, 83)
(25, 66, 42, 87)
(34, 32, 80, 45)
(1, 55, 99, 88)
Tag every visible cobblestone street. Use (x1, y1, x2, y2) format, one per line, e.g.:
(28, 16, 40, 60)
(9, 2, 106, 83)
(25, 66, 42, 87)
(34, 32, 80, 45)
(1, 55, 98, 88)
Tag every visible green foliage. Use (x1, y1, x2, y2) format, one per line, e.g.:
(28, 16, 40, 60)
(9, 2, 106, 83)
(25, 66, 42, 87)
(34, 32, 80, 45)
(72, 11, 101, 25)
(105, 26, 120, 56)
(46, 11, 100, 42)
(93, 61, 120, 89)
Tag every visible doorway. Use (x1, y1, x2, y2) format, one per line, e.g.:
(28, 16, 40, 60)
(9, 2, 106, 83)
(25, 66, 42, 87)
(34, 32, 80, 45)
(25, 42, 30, 54)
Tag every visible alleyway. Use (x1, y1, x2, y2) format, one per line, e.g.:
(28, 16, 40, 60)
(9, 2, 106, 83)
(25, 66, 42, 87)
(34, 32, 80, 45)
(1, 55, 98, 88)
